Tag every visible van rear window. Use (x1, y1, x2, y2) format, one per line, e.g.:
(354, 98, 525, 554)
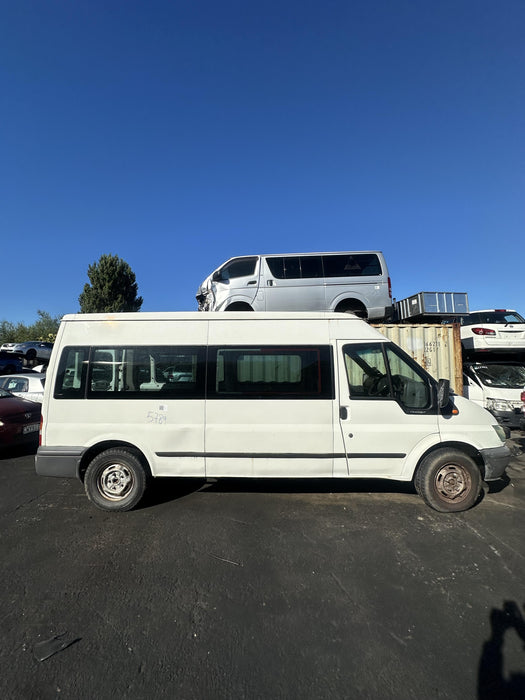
(54, 346, 206, 399)
(265, 254, 381, 279)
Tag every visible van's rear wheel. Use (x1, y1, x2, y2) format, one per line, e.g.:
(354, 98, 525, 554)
(414, 449, 482, 512)
(84, 448, 148, 512)
(335, 300, 368, 319)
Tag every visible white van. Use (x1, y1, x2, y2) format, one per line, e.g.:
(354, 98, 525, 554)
(196, 251, 393, 320)
(463, 361, 525, 431)
(36, 312, 510, 513)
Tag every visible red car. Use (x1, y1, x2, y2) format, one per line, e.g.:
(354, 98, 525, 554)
(0, 388, 41, 448)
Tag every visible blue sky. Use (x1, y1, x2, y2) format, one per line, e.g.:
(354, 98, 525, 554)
(2, 0, 524, 324)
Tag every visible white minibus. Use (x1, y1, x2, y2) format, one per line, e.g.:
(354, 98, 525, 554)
(36, 312, 510, 513)
(196, 251, 393, 320)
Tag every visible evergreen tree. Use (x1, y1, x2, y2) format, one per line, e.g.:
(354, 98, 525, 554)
(79, 254, 143, 313)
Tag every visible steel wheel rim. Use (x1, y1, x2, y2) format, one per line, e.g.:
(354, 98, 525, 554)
(435, 463, 471, 503)
(97, 463, 134, 501)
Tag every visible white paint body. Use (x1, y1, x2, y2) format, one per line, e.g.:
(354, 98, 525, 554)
(39, 312, 506, 482)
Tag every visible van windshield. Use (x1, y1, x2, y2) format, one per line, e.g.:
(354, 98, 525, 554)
(470, 364, 525, 389)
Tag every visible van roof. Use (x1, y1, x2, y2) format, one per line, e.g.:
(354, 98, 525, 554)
(60, 311, 388, 339)
(61, 311, 375, 322)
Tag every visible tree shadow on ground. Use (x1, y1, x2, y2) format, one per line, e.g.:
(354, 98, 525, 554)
(478, 601, 525, 700)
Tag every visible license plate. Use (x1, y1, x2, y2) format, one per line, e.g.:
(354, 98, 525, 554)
(23, 423, 39, 434)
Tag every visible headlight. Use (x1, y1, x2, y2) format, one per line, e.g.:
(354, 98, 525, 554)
(487, 398, 512, 412)
(493, 424, 508, 442)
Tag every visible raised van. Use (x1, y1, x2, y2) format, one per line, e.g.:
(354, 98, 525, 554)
(196, 251, 393, 320)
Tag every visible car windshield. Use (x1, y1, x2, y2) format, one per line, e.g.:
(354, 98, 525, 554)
(0, 388, 15, 398)
(466, 311, 525, 325)
(470, 364, 525, 388)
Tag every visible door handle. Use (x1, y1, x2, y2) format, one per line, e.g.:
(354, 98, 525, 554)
(247, 280, 257, 285)
(339, 406, 348, 420)
(267, 280, 274, 286)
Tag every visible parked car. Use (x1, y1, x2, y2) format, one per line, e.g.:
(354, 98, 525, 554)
(463, 361, 525, 431)
(0, 373, 46, 403)
(460, 310, 525, 355)
(0, 341, 53, 363)
(0, 352, 23, 375)
(0, 389, 41, 448)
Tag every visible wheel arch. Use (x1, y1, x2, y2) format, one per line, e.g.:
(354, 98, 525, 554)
(414, 441, 485, 481)
(333, 297, 368, 319)
(78, 440, 152, 482)
(225, 301, 254, 311)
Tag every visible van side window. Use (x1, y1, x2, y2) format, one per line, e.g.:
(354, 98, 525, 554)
(342, 343, 431, 410)
(54, 346, 206, 399)
(54, 346, 90, 398)
(323, 254, 381, 277)
(210, 346, 333, 399)
(266, 256, 323, 279)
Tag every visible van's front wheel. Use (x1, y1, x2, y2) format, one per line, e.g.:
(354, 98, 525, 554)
(84, 448, 148, 512)
(414, 449, 482, 512)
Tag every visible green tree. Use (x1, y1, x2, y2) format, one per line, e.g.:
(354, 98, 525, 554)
(78, 254, 143, 313)
(0, 311, 61, 344)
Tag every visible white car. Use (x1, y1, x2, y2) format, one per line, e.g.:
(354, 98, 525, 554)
(0, 373, 46, 403)
(460, 309, 525, 355)
(0, 341, 53, 363)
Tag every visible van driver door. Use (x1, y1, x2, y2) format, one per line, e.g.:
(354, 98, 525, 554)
(336, 341, 439, 479)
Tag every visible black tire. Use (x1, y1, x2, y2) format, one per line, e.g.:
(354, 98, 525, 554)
(25, 349, 37, 361)
(414, 449, 482, 513)
(225, 303, 254, 311)
(4, 365, 15, 375)
(336, 302, 368, 320)
(84, 448, 149, 512)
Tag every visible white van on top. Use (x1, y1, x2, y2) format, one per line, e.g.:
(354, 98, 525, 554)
(36, 312, 510, 513)
(196, 251, 393, 320)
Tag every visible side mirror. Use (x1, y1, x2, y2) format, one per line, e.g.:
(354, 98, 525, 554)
(437, 378, 450, 409)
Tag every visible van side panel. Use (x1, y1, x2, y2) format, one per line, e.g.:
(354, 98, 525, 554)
(42, 318, 209, 478)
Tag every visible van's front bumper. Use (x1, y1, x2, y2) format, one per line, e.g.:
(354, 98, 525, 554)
(35, 447, 85, 479)
(480, 445, 512, 480)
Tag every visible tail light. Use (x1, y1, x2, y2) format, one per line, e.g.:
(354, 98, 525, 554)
(521, 390, 525, 403)
(388, 277, 392, 299)
(472, 327, 496, 336)
(39, 415, 43, 446)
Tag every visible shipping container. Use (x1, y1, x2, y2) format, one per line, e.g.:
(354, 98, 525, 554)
(373, 323, 463, 394)
(396, 292, 468, 321)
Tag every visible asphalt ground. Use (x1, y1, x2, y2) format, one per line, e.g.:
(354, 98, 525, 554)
(1, 437, 524, 700)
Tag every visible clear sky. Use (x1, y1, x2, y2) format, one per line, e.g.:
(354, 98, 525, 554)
(2, 0, 524, 324)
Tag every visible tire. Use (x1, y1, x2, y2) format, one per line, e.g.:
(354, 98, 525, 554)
(414, 449, 482, 513)
(84, 448, 149, 512)
(336, 302, 368, 320)
(225, 303, 254, 311)
(25, 349, 37, 361)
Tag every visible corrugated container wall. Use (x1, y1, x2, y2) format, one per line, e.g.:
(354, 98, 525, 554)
(373, 324, 463, 394)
